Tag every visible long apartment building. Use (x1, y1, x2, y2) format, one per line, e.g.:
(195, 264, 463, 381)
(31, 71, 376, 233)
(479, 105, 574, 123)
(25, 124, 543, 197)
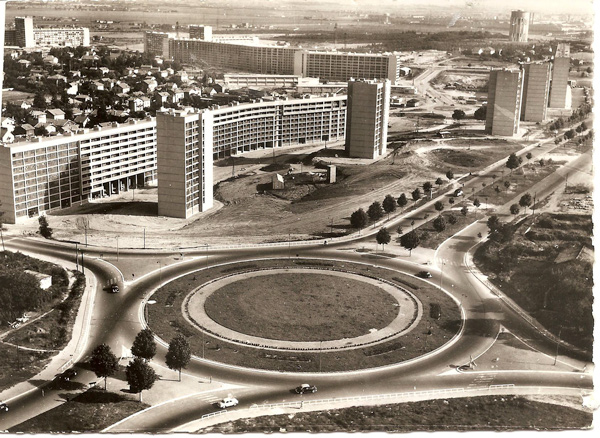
(157, 94, 348, 218)
(13, 16, 89, 48)
(485, 69, 523, 136)
(0, 119, 157, 224)
(145, 30, 401, 83)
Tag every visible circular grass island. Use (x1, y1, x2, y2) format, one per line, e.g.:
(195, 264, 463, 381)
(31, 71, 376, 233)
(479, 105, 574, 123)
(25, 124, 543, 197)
(147, 259, 462, 373)
(202, 271, 401, 342)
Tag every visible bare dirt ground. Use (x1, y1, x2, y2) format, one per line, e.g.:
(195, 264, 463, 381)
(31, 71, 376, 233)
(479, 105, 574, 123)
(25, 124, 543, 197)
(5, 135, 529, 249)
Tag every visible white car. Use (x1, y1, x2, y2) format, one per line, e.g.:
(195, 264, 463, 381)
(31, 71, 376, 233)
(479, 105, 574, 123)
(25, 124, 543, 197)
(217, 397, 239, 409)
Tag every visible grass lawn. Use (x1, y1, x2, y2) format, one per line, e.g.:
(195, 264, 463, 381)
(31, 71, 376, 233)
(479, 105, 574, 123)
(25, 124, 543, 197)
(203, 272, 399, 341)
(414, 209, 478, 249)
(203, 395, 592, 432)
(10, 388, 149, 433)
(148, 259, 461, 373)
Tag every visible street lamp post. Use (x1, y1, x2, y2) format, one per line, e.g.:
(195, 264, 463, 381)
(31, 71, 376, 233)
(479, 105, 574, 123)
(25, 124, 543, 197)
(554, 328, 562, 366)
(116, 236, 119, 261)
(157, 260, 162, 284)
(75, 242, 79, 272)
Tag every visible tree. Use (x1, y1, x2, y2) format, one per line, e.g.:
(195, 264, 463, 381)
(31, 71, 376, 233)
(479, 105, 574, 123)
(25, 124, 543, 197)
(503, 180, 511, 193)
(90, 343, 119, 390)
(396, 225, 403, 235)
(126, 357, 157, 402)
(487, 215, 501, 234)
(525, 152, 532, 161)
(474, 105, 487, 120)
(38, 216, 53, 239)
(433, 215, 446, 232)
(397, 193, 408, 211)
(165, 334, 191, 382)
(131, 328, 157, 362)
(510, 203, 520, 216)
(382, 195, 397, 219)
(564, 129, 576, 140)
(376, 227, 391, 250)
(473, 198, 481, 208)
(347, 208, 368, 231)
(449, 197, 455, 205)
(411, 188, 422, 203)
(506, 153, 520, 174)
(33, 92, 47, 110)
(452, 109, 466, 121)
(367, 202, 384, 222)
(461, 206, 468, 216)
(400, 230, 421, 256)
(435, 177, 444, 188)
(447, 213, 457, 225)
(519, 193, 533, 213)
(434, 200, 444, 215)
(445, 170, 454, 180)
(422, 181, 433, 195)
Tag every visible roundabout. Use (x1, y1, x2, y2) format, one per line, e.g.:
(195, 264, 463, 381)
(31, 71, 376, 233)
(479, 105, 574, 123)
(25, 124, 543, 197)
(185, 268, 422, 351)
(147, 259, 463, 373)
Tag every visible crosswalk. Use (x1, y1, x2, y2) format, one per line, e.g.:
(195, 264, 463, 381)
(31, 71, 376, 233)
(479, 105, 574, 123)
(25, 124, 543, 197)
(467, 372, 496, 389)
(437, 258, 461, 267)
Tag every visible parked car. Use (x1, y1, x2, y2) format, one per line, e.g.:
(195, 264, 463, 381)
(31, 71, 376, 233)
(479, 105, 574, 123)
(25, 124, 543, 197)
(111, 285, 119, 293)
(217, 397, 239, 409)
(417, 271, 432, 278)
(295, 383, 318, 394)
(0, 402, 8, 412)
(454, 189, 464, 197)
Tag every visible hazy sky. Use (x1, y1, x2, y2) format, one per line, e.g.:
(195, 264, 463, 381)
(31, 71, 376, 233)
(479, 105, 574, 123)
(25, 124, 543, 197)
(324, 0, 594, 15)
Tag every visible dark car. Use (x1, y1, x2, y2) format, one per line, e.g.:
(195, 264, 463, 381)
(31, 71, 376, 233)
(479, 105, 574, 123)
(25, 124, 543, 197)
(417, 271, 432, 278)
(295, 384, 317, 394)
(59, 369, 77, 381)
(0, 402, 8, 413)
(111, 285, 119, 293)
(454, 189, 464, 197)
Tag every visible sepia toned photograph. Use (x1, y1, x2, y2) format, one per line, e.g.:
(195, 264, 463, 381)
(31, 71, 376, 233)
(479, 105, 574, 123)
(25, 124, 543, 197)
(0, 0, 595, 433)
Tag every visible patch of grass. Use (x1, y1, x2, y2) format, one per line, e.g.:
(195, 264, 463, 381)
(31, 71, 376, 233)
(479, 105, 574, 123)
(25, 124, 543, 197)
(10, 388, 148, 433)
(415, 210, 477, 249)
(202, 273, 399, 341)
(204, 395, 592, 432)
(429, 142, 522, 170)
(148, 259, 461, 372)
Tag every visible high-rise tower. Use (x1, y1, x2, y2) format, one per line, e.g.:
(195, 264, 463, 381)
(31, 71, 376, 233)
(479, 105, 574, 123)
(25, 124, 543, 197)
(15, 16, 35, 48)
(521, 63, 551, 122)
(509, 10, 530, 42)
(549, 43, 571, 108)
(345, 79, 391, 159)
(485, 69, 523, 136)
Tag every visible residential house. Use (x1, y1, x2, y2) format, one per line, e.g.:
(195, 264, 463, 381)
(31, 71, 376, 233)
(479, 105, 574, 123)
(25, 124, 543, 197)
(27, 110, 47, 126)
(141, 79, 158, 93)
(66, 82, 79, 95)
(169, 89, 185, 104)
(46, 108, 66, 121)
(12, 123, 35, 137)
(90, 80, 105, 91)
(115, 81, 130, 94)
(74, 114, 90, 127)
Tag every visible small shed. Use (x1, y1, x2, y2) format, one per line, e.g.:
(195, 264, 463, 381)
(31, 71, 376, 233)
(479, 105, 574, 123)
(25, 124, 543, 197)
(327, 165, 337, 184)
(25, 270, 52, 290)
(272, 173, 285, 190)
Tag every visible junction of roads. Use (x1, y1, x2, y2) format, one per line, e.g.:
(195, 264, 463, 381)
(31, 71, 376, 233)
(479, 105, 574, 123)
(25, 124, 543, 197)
(0, 122, 594, 432)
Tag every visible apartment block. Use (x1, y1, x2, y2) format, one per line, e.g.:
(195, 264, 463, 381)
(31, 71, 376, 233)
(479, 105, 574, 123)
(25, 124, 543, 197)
(223, 74, 319, 89)
(294, 51, 400, 83)
(157, 94, 347, 218)
(144, 31, 171, 58)
(156, 110, 213, 219)
(33, 27, 90, 47)
(188, 24, 212, 41)
(485, 69, 523, 136)
(520, 63, 551, 122)
(15, 16, 35, 48)
(169, 38, 297, 75)
(345, 79, 391, 159)
(152, 31, 402, 83)
(549, 44, 571, 109)
(14, 16, 89, 48)
(509, 10, 530, 42)
(0, 119, 157, 224)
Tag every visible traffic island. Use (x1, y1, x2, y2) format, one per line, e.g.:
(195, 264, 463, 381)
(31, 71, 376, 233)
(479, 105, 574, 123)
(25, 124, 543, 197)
(147, 259, 462, 372)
